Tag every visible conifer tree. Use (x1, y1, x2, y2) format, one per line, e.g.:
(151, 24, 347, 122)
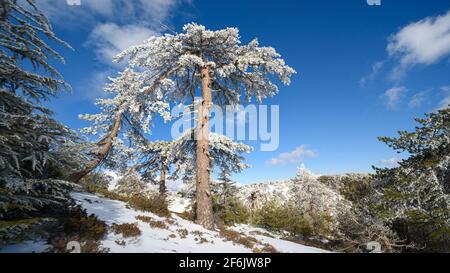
(113, 23, 295, 229)
(374, 107, 450, 252)
(74, 68, 171, 182)
(138, 141, 173, 197)
(0, 0, 85, 235)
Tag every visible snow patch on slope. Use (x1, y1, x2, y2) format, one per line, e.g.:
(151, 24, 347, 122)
(71, 192, 327, 253)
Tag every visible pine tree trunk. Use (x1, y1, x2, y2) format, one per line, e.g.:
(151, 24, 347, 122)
(195, 66, 215, 230)
(159, 163, 167, 198)
(68, 110, 122, 182)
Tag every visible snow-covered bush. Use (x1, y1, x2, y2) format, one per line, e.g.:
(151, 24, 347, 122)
(115, 169, 146, 197)
(78, 172, 111, 192)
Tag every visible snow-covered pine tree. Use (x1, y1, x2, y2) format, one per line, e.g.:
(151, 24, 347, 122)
(138, 141, 173, 197)
(374, 107, 450, 252)
(214, 168, 238, 206)
(0, 0, 86, 240)
(115, 168, 146, 197)
(0, 0, 71, 99)
(170, 129, 252, 198)
(74, 68, 171, 182)
(115, 23, 295, 229)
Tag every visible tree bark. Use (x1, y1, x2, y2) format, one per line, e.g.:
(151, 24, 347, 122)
(159, 162, 167, 198)
(195, 66, 215, 230)
(68, 110, 122, 182)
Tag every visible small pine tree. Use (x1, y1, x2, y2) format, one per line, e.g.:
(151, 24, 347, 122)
(115, 169, 146, 197)
(138, 141, 173, 197)
(214, 169, 238, 206)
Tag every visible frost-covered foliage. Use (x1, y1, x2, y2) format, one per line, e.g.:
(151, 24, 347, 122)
(78, 68, 173, 175)
(115, 169, 146, 197)
(138, 141, 172, 186)
(0, 0, 81, 179)
(81, 23, 293, 229)
(115, 23, 296, 105)
(238, 167, 404, 252)
(213, 170, 239, 205)
(238, 166, 349, 217)
(170, 129, 252, 183)
(80, 68, 171, 137)
(0, 0, 85, 243)
(373, 107, 450, 252)
(0, 91, 88, 179)
(0, 178, 77, 219)
(133, 129, 252, 198)
(0, 0, 71, 100)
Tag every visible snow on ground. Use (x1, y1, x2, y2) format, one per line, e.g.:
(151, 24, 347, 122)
(71, 192, 328, 253)
(167, 193, 191, 213)
(230, 225, 327, 253)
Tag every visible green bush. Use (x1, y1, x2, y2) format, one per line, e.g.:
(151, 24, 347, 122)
(51, 206, 108, 253)
(338, 176, 373, 203)
(127, 195, 170, 218)
(392, 209, 450, 253)
(252, 201, 314, 237)
(213, 196, 250, 226)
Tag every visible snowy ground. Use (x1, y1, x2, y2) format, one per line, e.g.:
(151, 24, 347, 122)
(71, 192, 328, 253)
(0, 192, 328, 253)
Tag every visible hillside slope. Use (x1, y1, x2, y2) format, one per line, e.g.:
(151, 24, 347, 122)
(0, 191, 328, 253)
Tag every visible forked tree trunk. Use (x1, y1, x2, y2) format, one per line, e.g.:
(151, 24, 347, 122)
(68, 110, 122, 182)
(195, 66, 215, 230)
(159, 162, 167, 198)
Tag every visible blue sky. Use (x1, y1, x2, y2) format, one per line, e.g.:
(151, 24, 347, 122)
(39, 0, 450, 183)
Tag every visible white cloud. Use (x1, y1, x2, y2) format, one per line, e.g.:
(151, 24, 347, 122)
(379, 157, 401, 166)
(267, 145, 318, 166)
(359, 61, 384, 87)
(38, 1, 188, 102)
(387, 9, 450, 79)
(138, 0, 179, 22)
(437, 86, 450, 110)
(408, 90, 430, 108)
(382, 86, 407, 110)
(79, 69, 114, 101)
(37, 0, 183, 28)
(86, 23, 158, 65)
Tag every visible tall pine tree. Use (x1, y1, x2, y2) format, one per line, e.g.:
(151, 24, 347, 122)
(113, 23, 295, 229)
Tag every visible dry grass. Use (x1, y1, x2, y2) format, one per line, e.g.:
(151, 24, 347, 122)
(219, 229, 259, 249)
(115, 239, 126, 246)
(135, 215, 168, 229)
(250, 230, 275, 238)
(261, 244, 278, 253)
(177, 228, 189, 239)
(111, 222, 142, 238)
(191, 230, 204, 237)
